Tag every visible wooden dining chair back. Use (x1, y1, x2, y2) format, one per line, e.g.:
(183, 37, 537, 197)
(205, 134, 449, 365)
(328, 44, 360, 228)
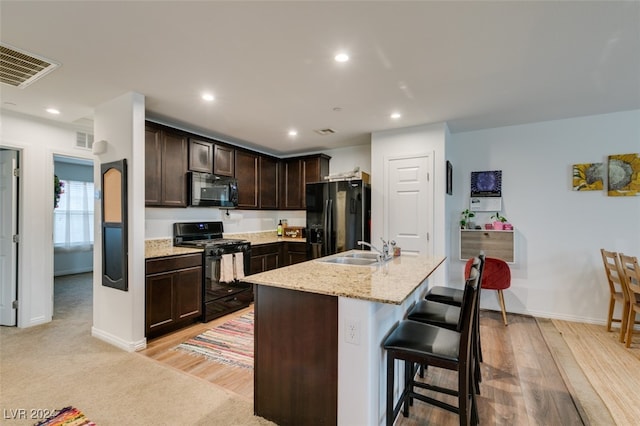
(618, 253, 640, 348)
(600, 248, 630, 342)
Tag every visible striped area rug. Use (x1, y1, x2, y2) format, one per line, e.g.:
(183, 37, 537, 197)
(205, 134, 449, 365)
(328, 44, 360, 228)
(175, 311, 254, 369)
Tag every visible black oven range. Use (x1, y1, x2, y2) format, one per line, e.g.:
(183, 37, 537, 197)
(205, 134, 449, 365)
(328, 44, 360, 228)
(173, 221, 252, 322)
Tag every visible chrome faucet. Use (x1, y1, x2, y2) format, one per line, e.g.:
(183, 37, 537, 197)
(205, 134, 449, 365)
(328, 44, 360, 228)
(357, 239, 392, 262)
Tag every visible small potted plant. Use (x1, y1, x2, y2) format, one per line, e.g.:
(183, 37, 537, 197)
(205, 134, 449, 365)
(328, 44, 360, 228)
(491, 212, 507, 230)
(460, 209, 476, 229)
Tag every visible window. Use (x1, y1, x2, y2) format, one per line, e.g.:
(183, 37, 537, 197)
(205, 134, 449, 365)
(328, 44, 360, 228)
(54, 179, 94, 250)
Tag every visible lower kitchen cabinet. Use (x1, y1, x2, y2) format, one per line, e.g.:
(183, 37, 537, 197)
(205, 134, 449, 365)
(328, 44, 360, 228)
(284, 241, 307, 266)
(145, 253, 203, 339)
(250, 243, 282, 274)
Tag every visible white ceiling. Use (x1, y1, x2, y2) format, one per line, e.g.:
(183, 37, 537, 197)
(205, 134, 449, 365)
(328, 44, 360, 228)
(1, 1, 639, 156)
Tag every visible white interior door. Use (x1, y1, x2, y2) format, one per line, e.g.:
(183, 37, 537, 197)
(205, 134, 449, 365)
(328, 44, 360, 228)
(0, 149, 18, 326)
(385, 155, 432, 256)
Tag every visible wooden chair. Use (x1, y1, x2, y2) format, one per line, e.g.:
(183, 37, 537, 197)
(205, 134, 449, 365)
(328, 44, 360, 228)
(618, 253, 640, 348)
(383, 268, 480, 426)
(600, 249, 630, 342)
(407, 255, 485, 394)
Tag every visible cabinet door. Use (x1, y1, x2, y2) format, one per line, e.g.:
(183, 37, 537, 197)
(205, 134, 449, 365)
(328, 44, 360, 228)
(259, 156, 279, 209)
(175, 267, 202, 320)
(145, 125, 162, 205)
(281, 159, 303, 209)
(161, 131, 188, 206)
(188, 138, 213, 173)
(303, 156, 329, 184)
(285, 242, 308, 266)
(214, 144, 235, 176)
(146, 273, 175, 332)
(236, 150, 259, 209)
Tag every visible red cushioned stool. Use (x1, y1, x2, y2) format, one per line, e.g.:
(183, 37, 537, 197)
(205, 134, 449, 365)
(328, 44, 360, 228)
(465, 257, 511, 326)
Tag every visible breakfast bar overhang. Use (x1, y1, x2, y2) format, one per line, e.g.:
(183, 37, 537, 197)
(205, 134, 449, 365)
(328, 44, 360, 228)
(244, 251, 446, 426)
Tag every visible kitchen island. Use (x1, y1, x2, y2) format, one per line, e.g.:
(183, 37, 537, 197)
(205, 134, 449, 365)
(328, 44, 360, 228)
(244, 250, 446, 426)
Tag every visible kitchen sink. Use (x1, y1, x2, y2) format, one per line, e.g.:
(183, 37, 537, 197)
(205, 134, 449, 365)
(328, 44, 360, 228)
(342, 251, 380, 260)
(318, 257, 378, 266)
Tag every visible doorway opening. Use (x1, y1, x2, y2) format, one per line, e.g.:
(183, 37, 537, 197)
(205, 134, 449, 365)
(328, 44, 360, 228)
(53, 155, 94, 318)
(0, 148, 19, 326)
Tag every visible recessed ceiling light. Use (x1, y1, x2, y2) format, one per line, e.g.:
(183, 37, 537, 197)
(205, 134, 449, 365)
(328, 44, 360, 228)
(46, 108, 60, 115)
(334, 53, 349, 63)
(390, 112, 401, 119)
(288, 130, 298, 137)
(202, 93, 215, 102)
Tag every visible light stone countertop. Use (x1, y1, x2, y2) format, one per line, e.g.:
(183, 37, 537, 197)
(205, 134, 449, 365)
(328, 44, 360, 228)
(145, 239, 203, 259)
(225, 231, 306, 245)
(243, 250, 446, 305)
(145, 233, 305, 259)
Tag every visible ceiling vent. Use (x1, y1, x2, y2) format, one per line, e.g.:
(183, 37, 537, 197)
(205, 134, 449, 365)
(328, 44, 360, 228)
(76, 132, 94, 150)
(314, 128, 336, 136)
(0, 43, 60, 88)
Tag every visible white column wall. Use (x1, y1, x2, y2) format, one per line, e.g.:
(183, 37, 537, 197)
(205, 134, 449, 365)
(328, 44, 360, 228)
(371, 122, 449, 287)
(91, 92, 146, 351)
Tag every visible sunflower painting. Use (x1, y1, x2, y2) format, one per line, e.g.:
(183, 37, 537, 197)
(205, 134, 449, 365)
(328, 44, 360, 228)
(572, 162, 604, 191)
(608, 153, 640, 197)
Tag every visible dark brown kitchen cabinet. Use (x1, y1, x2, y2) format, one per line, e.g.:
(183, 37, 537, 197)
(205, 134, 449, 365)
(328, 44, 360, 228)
(145, 253, 203, 339)
(235, 150, 259, 209)
(259, 155, 279, 209)
(188, 138, 213, 173)
(284, 241, 308, 266)
(214, 144, 235, 176)
(145, 124, 188, 207)
(279, 154, 330, 210)
(235, 150, 279, 210)
(280, 158, 303, 209)
(250, 243, 282, 275)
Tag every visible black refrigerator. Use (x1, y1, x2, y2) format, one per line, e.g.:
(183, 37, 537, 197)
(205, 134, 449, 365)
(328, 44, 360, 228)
(306, 179, 371, 259)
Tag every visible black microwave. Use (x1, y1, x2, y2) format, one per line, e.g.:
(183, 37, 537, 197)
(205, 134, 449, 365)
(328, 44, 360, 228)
(187, 172, 238, 208)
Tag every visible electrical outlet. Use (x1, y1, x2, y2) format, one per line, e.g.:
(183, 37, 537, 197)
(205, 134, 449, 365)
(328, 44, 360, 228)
(345, 319, 361, 345)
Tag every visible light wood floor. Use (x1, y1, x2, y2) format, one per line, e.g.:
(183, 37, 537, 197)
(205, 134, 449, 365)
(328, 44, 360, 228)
(141, 307, 585, 425)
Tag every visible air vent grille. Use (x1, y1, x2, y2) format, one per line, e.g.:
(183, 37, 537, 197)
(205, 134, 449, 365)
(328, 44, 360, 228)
(0, 43, 59, 88)
(76, 132, 94, 150)
(314, 128, 336, 135)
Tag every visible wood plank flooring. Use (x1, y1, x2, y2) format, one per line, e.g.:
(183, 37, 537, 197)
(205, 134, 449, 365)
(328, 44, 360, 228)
(140, 307, 584, 425)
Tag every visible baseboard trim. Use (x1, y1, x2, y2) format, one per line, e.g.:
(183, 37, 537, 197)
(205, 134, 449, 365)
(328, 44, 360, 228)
(91, 326, 147, 352)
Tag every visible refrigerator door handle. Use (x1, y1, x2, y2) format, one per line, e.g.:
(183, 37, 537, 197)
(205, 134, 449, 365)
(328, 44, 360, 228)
(323, 199, 330, 256)
(326, 199, 333, 255)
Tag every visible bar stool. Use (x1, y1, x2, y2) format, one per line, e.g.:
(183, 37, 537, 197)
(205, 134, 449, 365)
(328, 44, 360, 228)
(407, 255, 485, 393)
(383, 269, 480, 426)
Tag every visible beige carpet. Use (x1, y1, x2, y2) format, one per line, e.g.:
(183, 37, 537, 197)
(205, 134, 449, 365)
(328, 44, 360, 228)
(538, 317, 640, 426)
(0, 274, 274, 426)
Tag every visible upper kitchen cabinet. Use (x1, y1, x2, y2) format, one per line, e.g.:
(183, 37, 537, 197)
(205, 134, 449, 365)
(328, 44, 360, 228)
(145, 123, 188, 207)
(188, 138, 213, 173)
(303, 154, 331, 185)
(235, 150, 279, 210)
(214, 144, 235, 176)
(235, 150, 259, 209)
(279, 154, 330, 210)
(259, 155, 279, 209)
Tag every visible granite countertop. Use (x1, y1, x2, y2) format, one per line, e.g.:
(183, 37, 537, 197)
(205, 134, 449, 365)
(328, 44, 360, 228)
(243, 250, 446, 305)
(145, 232, 305, 259)
(145, 239, 203, 259)
(225, 231, 306, 246)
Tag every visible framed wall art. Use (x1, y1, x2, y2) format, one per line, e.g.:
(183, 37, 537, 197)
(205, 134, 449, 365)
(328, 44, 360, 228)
(572, 162, 604, 191)
(608, 153, 639, 197)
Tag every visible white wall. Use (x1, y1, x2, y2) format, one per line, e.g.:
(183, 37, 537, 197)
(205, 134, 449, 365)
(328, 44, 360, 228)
(0, 111, 95, 327)
(324, 144, 371, 176)
(448, 110, 640, 323)
(371, 122, 449, 286)
(92, 92, 146, 351)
